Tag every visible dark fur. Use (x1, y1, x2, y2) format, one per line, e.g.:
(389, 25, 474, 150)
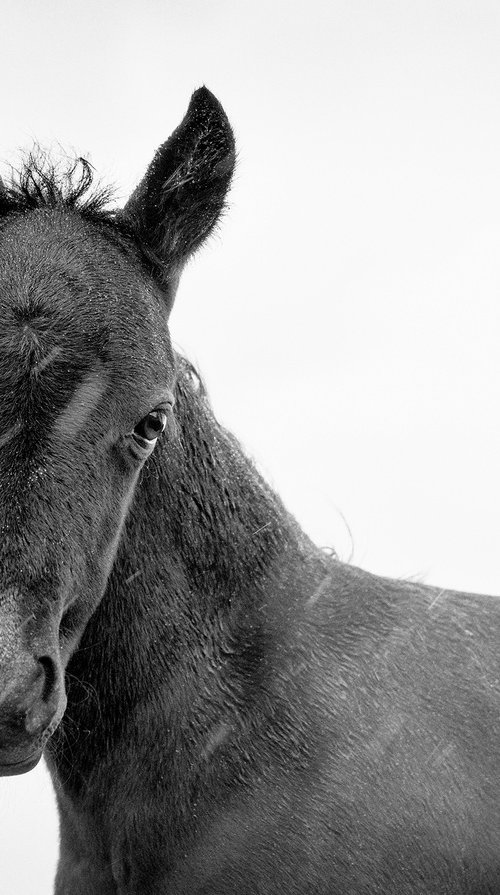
(0, 88, 499, 894)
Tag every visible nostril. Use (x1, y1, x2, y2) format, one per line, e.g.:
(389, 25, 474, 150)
(37, 656, 56, 704)
(23, 656, 59, 738)
(0, 653, 62, 747)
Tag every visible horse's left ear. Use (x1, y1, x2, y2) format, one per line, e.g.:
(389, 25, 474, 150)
(122, 87, 235, 281)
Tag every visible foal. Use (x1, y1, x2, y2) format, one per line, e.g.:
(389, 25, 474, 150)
(0, 88, 499, 894)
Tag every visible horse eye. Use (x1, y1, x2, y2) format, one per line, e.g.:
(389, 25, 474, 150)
(133, 410, 168, 444)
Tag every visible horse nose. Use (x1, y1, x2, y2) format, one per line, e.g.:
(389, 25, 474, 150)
(23, 655, 59, 737)
(0, 654, 61, 744)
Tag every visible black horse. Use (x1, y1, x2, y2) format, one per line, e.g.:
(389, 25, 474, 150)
(0, 88, 499, 894)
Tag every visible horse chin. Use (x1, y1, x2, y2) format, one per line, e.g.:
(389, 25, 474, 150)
(0, 749, 42, 777)
(0, 694, 67, 777)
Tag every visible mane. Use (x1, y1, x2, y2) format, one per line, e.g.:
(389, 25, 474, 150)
(175, 354, 208, 400)
(0, 151, 116, 223)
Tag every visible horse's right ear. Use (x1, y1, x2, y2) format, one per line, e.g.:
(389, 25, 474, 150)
(121, 87, 235, 282)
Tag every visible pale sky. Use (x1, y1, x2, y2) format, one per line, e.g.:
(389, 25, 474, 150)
(1, 1, 500, 890)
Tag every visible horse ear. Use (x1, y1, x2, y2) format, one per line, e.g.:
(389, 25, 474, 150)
(122, 87, 235, 279)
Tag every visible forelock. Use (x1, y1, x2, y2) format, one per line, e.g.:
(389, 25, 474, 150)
(0, 150, 115, 222)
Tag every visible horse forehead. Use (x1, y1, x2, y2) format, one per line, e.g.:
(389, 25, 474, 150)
(0, 211, 173, 400)
(0, 212, 166, 343)
(0, 212, 128, 292)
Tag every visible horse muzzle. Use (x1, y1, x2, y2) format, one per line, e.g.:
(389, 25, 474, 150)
(0, 653, 66, 775)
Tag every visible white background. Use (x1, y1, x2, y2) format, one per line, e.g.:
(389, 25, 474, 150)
(1, 1, 500, 891)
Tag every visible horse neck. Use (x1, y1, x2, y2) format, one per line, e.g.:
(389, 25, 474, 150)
(142, 358, 307, 596)
(47, 359, 325, 816)
(67, 358, 314, 709)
